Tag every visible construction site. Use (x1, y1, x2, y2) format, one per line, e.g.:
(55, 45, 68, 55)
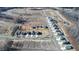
(0, 7, 78, 51)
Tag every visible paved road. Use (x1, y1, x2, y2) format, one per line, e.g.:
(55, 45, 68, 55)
(52, 10, 76, 50)
(41, 10, 61, 51)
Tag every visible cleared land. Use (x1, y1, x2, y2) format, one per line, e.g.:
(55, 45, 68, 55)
(0, 7, 77, 51)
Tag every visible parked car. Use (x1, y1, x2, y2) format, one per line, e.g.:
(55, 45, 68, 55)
(54, 27, 59, 29)
(31, 31, 36, 35)
(63, 42, 71, 44)
(52, 20, 58, 23)
(32, 26, 36, 29)
(56, 36, 66, 41)
(27, 32, 31, 35)
(61, 45, 73, 50)
(54, 30, 62, 34)
(55, 29, 61, 32)
(45, 26, 48, 29)
(48, 17, 53, 21)
(37, 32, 42, 35)
(50, 19, 54, 22)
(60, 37, 66, 41)
(57, 32, 64, 36)
(40, 26, 43, 28)
(58, 39, 67, 45)
(53, 24, 58, 28)
(16, 31, 21, 36)
(22, 32, 27, 35)
(65, 46, 73, 50)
